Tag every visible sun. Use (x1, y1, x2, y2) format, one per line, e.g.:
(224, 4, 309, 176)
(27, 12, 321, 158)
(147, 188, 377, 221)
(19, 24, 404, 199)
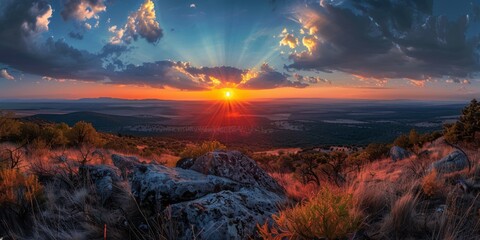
(224, 89, 233, 100)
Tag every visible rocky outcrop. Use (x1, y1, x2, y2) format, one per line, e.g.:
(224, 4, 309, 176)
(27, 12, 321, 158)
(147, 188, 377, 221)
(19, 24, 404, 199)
(167, 187, 284, 240)
(389, 146, 411, 162)
(111, 154, 140, 178)
(123, 150, 287, 240)
(181, 151, 285, 194)
(79, 164, 120, 204)
(432, 150, 469, 173)
(130, 164, 242, 211)
(176, 157, 195, 169)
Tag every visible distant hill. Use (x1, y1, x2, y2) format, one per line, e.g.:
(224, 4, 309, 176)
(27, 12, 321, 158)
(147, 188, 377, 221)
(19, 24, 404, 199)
(24, 111, 168, 132)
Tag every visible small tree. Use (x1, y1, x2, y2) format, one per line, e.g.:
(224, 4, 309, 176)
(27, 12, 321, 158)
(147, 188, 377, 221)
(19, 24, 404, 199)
(321, 151, 348, 186)
(294, 152, 326, 186)
(444, 99, 480, 144)
(68, 121, 103, 165)
(0, 111, 20, 141)
(0, 146, 24, 169)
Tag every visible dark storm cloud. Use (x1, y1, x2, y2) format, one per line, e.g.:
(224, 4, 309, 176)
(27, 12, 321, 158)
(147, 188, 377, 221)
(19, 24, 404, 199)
(286, 0, 480, 81)
(0, 0, 106, 82)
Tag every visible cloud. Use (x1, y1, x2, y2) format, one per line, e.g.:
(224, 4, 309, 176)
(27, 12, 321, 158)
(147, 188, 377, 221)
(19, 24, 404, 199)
(279, 28, 298, 49)
(61, 0, 106, 21)
(29, 2, 52, 33)
(107, 61, 208, 90)
(301, 35, 317, 53)
(0, 0, 109, 82)
(293, 73, 330, 84)
(1, 69, 14, 80)
(190, 4, 196, 8)
(184, 65, 246, 88)
(240, 63, 307, 89)
(0, 0, 308, 91)
(283, 0, 480, 83)
(15, 1, 53, 37)
(409, 79, 425, 87)
(446, 78, 471, 84)
(68, 31, 84, 40)
(106, 62, 308, 90)
(110, 0, 163, 45)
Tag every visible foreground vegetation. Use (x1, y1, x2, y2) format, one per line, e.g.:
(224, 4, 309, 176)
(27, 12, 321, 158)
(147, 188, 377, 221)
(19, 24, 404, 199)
(0, 99, 479, 239)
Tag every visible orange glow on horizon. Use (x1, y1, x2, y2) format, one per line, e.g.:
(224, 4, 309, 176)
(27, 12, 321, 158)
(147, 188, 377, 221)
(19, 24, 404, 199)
(19, 80, 465, 101)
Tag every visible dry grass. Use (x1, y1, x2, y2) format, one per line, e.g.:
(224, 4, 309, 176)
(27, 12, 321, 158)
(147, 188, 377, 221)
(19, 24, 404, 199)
(270, 172, 319, 201)
(259, 187, 363, 240)
(1, 139, 480, 239)
(0, 144, 181, 240)
(380, 192, 420, 238)
(422, 170, 444, 197)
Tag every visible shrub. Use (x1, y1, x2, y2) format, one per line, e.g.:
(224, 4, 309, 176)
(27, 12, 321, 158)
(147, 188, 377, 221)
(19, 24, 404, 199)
(363, 143, 389, 161)
(0, 168, 43, 207)
(259, 187, 362, 239)
(0, 111, 20, 141)
(68, 121, 103, 147)
(180, 140, 226, 158)
(421, 170, 443, 197)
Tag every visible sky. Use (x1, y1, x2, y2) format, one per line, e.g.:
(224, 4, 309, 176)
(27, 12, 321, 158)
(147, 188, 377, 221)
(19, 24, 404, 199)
(0, 0, 479, 100)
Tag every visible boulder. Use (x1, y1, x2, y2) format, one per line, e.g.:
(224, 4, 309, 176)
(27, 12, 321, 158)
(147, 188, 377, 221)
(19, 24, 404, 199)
(432, 150, 469, 173)
(111, 154, 140, 178)
(184, 151, 285, 194)
(167, 187, 284, 240)
(79, 164, 120, 204)
(127, 151, 287, 240)
(176, 157, 195, 169)
(130, 164, 242, 211)
(389, 146, 411, 162)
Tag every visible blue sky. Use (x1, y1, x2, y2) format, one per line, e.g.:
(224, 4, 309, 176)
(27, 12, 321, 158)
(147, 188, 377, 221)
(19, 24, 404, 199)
(0, 0, 479, 100)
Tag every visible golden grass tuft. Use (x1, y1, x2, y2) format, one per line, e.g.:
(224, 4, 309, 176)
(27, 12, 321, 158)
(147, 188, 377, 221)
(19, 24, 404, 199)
(259, 187, 363, 240)
(0, 168, 43, 205)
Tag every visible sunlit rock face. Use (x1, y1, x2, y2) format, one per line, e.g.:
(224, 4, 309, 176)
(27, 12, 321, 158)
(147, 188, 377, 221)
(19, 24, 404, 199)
(117, 151, 287, 240)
